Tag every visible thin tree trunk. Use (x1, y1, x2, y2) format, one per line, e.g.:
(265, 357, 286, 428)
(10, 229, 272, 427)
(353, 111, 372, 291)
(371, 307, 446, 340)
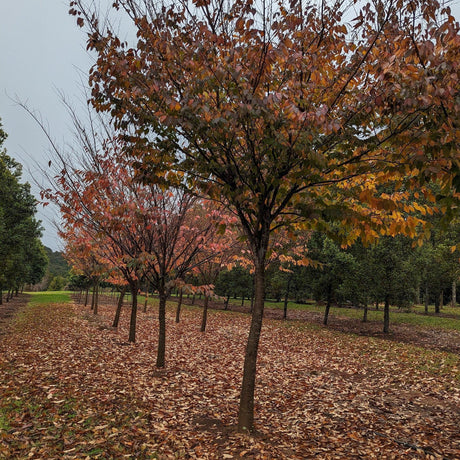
(156, 286, 167, 368)
(323, 286, 332, 326)
(435, 293, 440, 314)
(383, 294, 390, 333)
(224, 294, 230, 310)
(415, 280, 421, 305)
(375, 300, 379, 310)
(424, 286, 429, 314)
(283, 295, 288, 320)
(191, 294, 196, 305)
(200, 295, 209, 332)
(452, 279, 457, 307)
(143, 286, 149, 313)
(112, 286, 126, 328)
(90, 283, 96, 311)
(175, 289, 183, 323)
(93, 283, 99, 315)
(241, 296, 245, 307)
(84, 287, 89, 307)
(0, 289, 2, 305)
(283, 277, 291, 320)
(362, 301, 368, 322)
(128, 283, 138, 343)
(238, 256, 266, 432)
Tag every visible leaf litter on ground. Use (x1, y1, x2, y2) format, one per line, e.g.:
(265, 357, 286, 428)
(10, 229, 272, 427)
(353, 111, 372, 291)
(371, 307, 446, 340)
(0, 295, 459, 459)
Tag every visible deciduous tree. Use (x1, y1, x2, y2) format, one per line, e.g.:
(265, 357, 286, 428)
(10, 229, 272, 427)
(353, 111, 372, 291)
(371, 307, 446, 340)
(71, 0, 460, 431)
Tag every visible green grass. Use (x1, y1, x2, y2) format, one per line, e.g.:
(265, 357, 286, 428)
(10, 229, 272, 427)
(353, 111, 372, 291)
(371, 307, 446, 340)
(9, 292, 74, 333)
(93, 289, 460, 331)
(222, 296, 460, 331)
(26, 291, 73, 305)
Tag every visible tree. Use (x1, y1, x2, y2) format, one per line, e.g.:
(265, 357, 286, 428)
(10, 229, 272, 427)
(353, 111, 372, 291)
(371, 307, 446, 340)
(368, 235, 418, 332)
(71, 0, 460, 431)
(305, 233, 356, 325)
(40, 105, 229, 361)
(214, 265, 253, 309)
(0, 120, 47, 300)
(42, 247, 70, 290)
(187, 207, 240, 331)
(140, 190, 225, 367)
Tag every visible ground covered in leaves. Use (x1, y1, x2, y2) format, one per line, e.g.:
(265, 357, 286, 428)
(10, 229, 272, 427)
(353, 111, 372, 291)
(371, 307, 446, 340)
(205, 299, 460, 355)
(0, 295, 459, 459)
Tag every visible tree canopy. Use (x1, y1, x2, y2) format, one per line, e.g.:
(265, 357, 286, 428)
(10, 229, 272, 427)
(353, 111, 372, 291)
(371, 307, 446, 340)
(0, 119, 47, 300)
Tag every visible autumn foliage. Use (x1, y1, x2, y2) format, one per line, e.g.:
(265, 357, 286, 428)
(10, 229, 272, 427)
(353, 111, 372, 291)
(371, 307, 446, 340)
(64, 0, 460, 431)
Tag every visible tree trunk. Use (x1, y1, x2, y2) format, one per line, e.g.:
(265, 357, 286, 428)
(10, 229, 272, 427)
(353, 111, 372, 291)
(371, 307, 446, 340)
(0, 289, 2, 305)
(323, 286, 332, 326)
(439, 290, 444, 310)
(452, 279, 457, 307)
(128, 283, 138, 343)
(383, 294, 390, 333)
(156, 286, 167, 368)
(90, 283, 96, 311)
(200, 295, 209, 332)
(143, 286, 149, 313)
(415, 280, 421, 305)
(238, 257, 266, 433)
(84, 287, 89, 307)
(283, 296, 288, 320)
(175, 289, 183, 323)
(283, 277, 291, 320)
(375, 300, 379, 310)
(224, 294, 230, 310)
(112, 286, 126, 328)
(435, 294, 440, 314)
(241, 296, 245, 307)
(191, 294, 196, 305)
(362, 301, 368, 323)
(424, 285, 428, 314)
(93, 283, 99, 315)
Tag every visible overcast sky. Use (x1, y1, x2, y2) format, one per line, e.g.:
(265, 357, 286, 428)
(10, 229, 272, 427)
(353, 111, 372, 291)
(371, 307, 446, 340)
(1, 0, 460, 251)
(0, 0, 97, 250)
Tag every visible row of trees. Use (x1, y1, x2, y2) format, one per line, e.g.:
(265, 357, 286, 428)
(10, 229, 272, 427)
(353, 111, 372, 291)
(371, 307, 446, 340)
(215, 226, 459, 322)
(39, 109, 244, 367)
(0, 119, 48, 302)
(59, 0, 460, 432)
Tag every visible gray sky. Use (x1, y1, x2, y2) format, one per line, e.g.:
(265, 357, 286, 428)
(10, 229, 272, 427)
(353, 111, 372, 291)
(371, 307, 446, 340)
(1, 0, 460, 251)
(0, 0, 95, 250)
